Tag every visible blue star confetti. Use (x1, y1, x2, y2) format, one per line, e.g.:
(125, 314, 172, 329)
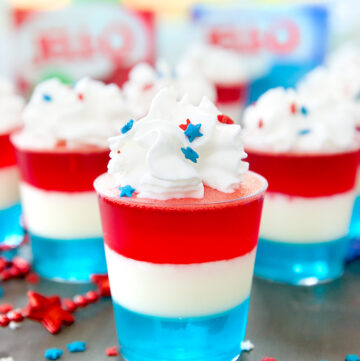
(298, 129, 311, 136)
(44, 348, 63, 360)
(181, 147, 199, 163)
(121, 119, 134, 134)
(119, 185, 136, 198)
(185, 123, 203, 143)
(67, 341, 86, 353)
(345, 355, 360, 361)
(300, 106, 308, 115)
(42, 94, 52, 102)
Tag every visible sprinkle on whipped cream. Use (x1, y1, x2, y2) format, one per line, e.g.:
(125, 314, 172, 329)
(18, 77, 132, 149)
(0, 77, 24, 133)
(108, 88, 249, 200)
(122, 61, 216, 120)
(243, 87, 357, 153)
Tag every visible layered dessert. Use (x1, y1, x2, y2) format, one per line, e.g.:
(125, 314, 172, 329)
(0, 77, 24, 250)
(11, 78, 132, 281)
(95, 89, 267, 361)
(244, 87, 358, 285)
(122, 61, 216, 119)
(299, 61, 360, 256)
(177, 44, 262, 123)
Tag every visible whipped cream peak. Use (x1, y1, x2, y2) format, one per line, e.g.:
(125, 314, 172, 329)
(21, 77, 132, 149)
(108, 88, 248, 200)
(122, 61, 216, 120)
(243, 87, 357, 153)
(0, 76, 24, 133)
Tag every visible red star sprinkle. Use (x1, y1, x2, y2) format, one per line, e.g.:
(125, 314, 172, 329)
(142, 83, 154, 91)
(78, 93, 84, 101)
(91, 274, 111, 297)
(290, 103, 297, 114)
(261, 358, 277, 361)
(179, 118, 191, 131)
(258, 119, 264, 129)
(23, 291, 74, 334)
(26, 272, 40, 284)
(56, 139, 67, 148)
(217, 114, 234, 124)
(106, 346, 118, 357)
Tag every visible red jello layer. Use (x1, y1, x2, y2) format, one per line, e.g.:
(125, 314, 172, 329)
(215, 82, 248, 104)
(246, 147, 359, 197)
(95, 172, 266, 264)
(13, 144, 109, 192)
(0, 131, 17, 168)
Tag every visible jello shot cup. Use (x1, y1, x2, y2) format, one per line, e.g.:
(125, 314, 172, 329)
(95, 88, 266, 361)
(11, 77, 132, 281)
(95, 171, 266, 361)
(244, 87, 359, 285)
(0, 79, 24, 253)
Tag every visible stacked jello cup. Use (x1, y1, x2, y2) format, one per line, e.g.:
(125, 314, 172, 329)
(0, 77, 24, 252)
(122, 61, 216, 119)
(243, 87, 359, 285)
(177, 44, 263, 123)
(94, 89, 267, 361)
(11, 78, 132, 281)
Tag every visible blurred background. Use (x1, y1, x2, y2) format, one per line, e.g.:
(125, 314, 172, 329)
(0, 0, 359, 103)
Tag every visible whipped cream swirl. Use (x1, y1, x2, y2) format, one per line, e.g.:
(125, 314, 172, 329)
(108, 88, 248, 200)
(243, 87, 357, 153)
(122, 61, 216, 120)
(0, 77, 24, 133)
(20, 77, 132, 149)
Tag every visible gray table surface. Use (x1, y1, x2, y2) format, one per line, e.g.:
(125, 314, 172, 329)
(1, 258, 360, 361)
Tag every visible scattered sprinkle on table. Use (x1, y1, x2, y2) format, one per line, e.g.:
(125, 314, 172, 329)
(106, 346, 118, 357)
(240, 339, 254, 352)
(345, 355, 360, 361)
(44, 348, 63, 360)
(67, 341, 86, 353)
(260, 358, 277, 361)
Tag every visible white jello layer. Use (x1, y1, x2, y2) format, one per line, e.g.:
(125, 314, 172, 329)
(260, 191, 355, 243)
(105, 245, 256, 318)
(20, 182, 102, 239)
(0, 166, 20, 209)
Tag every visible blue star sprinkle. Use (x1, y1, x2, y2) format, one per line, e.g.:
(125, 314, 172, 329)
(67, 341, 86, 353)
(0, 286, 3, 298)
(298, 129, 311, 136)
(44, 348, 63, 360)
(181, 147, 199, 163)
(346, 355, 360, 361)
(119, 185, 136, 198)
(42, 94, 52, 102)
(184, 122, 203, 143)
(300, 106, 308, 115)
(121, 119, 134, 134)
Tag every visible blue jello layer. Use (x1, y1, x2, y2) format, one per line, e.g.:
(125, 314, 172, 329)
(0, 203, 24, 259)
(255, 237, 348, 285)
(113, 299, 250, 361)
(348, 195, 360, 260)
(30, 234, 107, 282)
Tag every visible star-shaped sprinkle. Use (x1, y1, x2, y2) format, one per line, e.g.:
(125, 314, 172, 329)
(346, 355, 360, 361)
(77, 93, 84, 101)
(185, 122, 203, 142)
(67, 341, 86, 353)
(300, 106, 308, 115)
(217, 114, 234, 124)
(43, 94, 52, 102)
(258, 119, 264, 129)
(179, 118, 191, 131)
(121, 119, 134, 134)
(106, 346, 118, 357)
(181, 147, 199, 163)
(90, 274, 111, 297)
(290, 103, 297, 114)
(241, 340, 254, 352)
(119, 185, 136, 198)
(260, 358, 277, 361)
(23, 291, 74, 334)
(298, 129, 311, 136)
(44, 348, 63, 360)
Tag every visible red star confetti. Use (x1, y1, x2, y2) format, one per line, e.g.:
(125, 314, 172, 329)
(23, 291, 74, 334)
(78, 93, 84, 101)
(106, 346, 118, 357)
(91, 274, 111, 297)
(258, 119, 264, 129)
(217, 114, 234, 124)
(179, 118, 191, 131)
(261, 358, 277, 361)
(290, 103, 297, 114)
